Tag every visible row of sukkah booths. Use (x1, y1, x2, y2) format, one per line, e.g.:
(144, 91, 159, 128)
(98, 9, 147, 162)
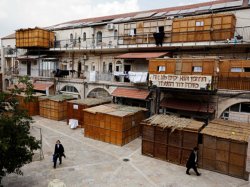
(141, 115, 250, 180)
(16, 93, 250, 180)
(17, 93, 147, 145)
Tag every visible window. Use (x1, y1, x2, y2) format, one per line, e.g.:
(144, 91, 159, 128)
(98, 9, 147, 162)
(91, 62, 95, 71)
(192, 66, 202, 72)
(129, 28, 136, 36)
(244, 67, 250, 72)
(231, 67, 243, 72)
(61, 85, 78, 93)
(39, 60, 58, 77)
(114, 29, 118, 40)
(108, 63, 113, 73)
(97, 31, 102, 43)
(196, 21, 204, 27)
(157, 66, 165, 72)
(83, 32, 86, 41)
(84, 65, 89, 72)
(103, 62, 106, 73)
(116, 61, 122, 72)
(241, 103, 250, 113)
(230, 103, 240, 112)
(157, 26, 164, 33)
(70, 33, 73, 42)
(116, 66, 120, 71)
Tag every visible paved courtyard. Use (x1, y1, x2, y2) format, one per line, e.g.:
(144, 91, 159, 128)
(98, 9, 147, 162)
(2, 116, 250, 187)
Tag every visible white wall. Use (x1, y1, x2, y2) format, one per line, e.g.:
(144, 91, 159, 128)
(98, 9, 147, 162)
(225, 9, 250, 41)
(19, 60, 39, 77)
(53, 23, 119, 48)
(228, 111, 250, 123)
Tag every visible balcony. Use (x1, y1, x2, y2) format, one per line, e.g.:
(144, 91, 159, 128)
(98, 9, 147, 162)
(49, 26, 250, 52)
(4, 67, 19, 76)
(217, 76, 250, 91)
(84, 71, 148, 86)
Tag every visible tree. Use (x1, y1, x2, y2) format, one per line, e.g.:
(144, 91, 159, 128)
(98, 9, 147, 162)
(0, 76, 40, 184)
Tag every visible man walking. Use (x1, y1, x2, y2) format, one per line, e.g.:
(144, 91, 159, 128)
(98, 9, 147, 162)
(186, 147, 201, 176)
(53, 140, 66, 168)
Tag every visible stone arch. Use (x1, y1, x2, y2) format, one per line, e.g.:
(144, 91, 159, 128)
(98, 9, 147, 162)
(87, 87, 111, 98)
(60, 85, 80, 98)
(217, 98, 250, 117)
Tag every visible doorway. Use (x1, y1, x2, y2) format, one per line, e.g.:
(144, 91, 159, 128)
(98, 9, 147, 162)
(124, 64, 131, 82)
(27, 61, 31, 75)
(78, 62, 82, 78)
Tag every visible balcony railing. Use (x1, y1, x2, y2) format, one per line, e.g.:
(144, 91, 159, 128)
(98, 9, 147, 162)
(217, 76, 250, 91)
(4, 67, 19, 76)
(50, 26, 250, 51)
(84, 71, 148, 85)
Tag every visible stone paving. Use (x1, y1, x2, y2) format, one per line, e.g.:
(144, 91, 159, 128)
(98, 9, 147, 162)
(2, 116, 250, 187)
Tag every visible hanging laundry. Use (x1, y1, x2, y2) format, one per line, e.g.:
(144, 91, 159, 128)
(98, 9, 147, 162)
(153, 32, 165, 46)
(128, 72, 148, 83)
(89, 71, 96, 82)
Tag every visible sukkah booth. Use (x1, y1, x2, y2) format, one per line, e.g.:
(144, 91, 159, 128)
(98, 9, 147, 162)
(83, 104, 147, 146)
(67, 98, 111, 128)
(142, 114, 204, 165)
(16, 93, 45, 116)
(39, 95, 75, 121)
(200, 119, 250, 180)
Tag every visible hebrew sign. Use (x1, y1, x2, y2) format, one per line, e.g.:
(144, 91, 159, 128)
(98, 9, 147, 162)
(149, 74, 212, 90)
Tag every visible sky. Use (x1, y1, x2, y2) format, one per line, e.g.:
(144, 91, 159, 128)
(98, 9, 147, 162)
(0, 0, 212, 38)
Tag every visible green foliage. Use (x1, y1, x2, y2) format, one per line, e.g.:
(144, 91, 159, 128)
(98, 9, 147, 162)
(0, 76, 40, 184)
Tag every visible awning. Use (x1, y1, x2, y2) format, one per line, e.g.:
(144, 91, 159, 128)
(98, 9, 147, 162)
(111, 88, 150, 100)
(33, 82, 54, 91)
(160, 98, 215, 113)
(17, 55, 46, 60)
(8, 82, 53, 91)
(115, 52, 168, 59)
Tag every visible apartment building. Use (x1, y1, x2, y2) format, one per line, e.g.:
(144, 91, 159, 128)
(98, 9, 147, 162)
(1, 0, 250, 122)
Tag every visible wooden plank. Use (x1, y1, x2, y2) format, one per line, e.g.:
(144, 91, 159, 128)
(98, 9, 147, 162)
(142, 140, 154, 157)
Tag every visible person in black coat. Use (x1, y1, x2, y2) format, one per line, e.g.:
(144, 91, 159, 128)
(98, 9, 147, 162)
(186, 147, 201, 176)
(53, 140, 66, 168)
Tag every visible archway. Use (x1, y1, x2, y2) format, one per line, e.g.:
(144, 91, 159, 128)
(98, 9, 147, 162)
(60, 85, 80, 99)
(87, 88, 110, 98)
(220, 101, 250, 123)
(217, 98, 250, 117)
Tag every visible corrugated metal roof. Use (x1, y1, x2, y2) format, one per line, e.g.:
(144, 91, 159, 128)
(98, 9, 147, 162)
(111, 88, 150, 100)
(201, 119, 250, 142)
(83, 104, 147, 117)
(7, 82, 53, 91)
(67, 98, 111, 106)
(142, 114, 204, 131)
(33, 82, 54, 91)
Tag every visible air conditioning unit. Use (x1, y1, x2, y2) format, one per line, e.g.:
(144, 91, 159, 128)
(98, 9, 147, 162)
(107, 23, 114, 30)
